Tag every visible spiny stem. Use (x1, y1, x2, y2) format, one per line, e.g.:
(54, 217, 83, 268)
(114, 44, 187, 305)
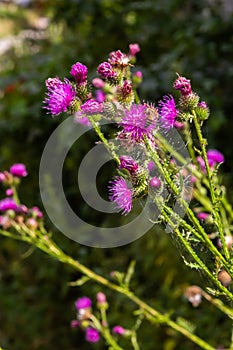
(192, 110, 230, 261)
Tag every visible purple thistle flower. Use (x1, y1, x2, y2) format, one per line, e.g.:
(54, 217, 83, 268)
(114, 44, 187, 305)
(119, 155, 139, 174)
(207, 149, 224, 167)
(96, 90, 105, 102)
(158, 95, 179, 129)
(197, 212, 209, 221)
(129, 43, 140, 56)
(75, 296, 92, 310)
(173, 75, 192, 96)
(6, 188, 14, 196)
(10, 163, 28, 177)
(97, 62, 117, 80)
(112, 325, 126, 335)
(149, 177, 161, 188)
(96, 292, 107, 304)
(122, 80, 132, 96)
(81, 99, 103, 115)
(70, 62, 88, 84)
(108, 50, 130, 67)
(121, 104, 155, 142)
(197, 149, 224, 172)
(44, 78, 76, 116)
(109, 177, 133, 215)
(45, 77, 62, 90)
(85, 328, 100, 343)
(0, 198, 18, 212)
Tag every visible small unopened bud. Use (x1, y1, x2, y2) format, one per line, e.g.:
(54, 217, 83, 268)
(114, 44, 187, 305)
(184, 285, 202, 307)
(149, 177, 161, 188)
(218, 270, 231, 287)
(96, 292, 106, 304)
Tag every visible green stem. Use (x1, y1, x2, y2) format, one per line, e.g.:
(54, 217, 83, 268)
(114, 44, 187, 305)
(161, 206, 233, 301)
(192, 110, 230, 261)
(88, 116, 120, 166)
(0, 227, 216, 350)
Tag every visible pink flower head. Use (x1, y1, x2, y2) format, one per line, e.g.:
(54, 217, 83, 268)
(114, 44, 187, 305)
(0, 172, 6, 182)
(44, 78, 76, 116)
(173, 75, 192, 96)
(30, 206, 43, 218)
(207, 149, 224, 167)
(96, 90, 105, 102)
(6, 188, 13, 196)
(0, 198, 18, 212)
(112, 325, 126, 335)
(121, 104, 156, 141)
(197, 149, 224, 171)
(85, 328, 100, 343)
(108, 50, 130, 67)
(135, 71, 143, 79)
(80, 99, 103, 116)
(198, 101, 208, 109)
(129, 43, 140, 56)
(122, 80, 132, 96)
(96, 292, 106, 304)
(70, 62, 88, 84)
(70, 320, 80, 328)
(10, 163, 28, 177)
(97, 62, 117, 80)
(197, 212, 209, 221)
(149, 177, 161, 188)
(147, 161, 155, 172)
(109, 177, 133, 215)
(45, 77, 62, 90)
(75, 296, 92, 310)
(158, 95, 179, 129)
(119, 156, 139, 174)
(92, 78, 105, 88)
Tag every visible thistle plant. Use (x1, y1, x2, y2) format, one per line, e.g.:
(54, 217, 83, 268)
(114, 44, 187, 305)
(1, 44, 233, 349)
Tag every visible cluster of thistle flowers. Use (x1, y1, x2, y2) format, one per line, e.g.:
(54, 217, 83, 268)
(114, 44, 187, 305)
(0, 164, 43, 230)
(43, 44, 224, 215)
(71, 293, 128, 344)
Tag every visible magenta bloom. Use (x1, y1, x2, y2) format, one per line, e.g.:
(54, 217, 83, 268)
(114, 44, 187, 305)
(85, 328, 100, 343)
(70, 320, 80, 328)
(44, 78, 76, 116)
(6, 188, 14, 196)
(129, 43, 140, 56)
(0, 198, 18, 211)
(10, 163, 28, 177)
(149, 177, 161, 188)
(108, 50, 130, 67)
(197, 212, 209, 221)
(119, 156, 139, 174)
(173, 75, 192, 96)
(158, 95, 179, 129)
(70, 62, 88, 84)
(75, 296, 92, 310)
(81, 99, 103, 115)
(96, 292, 106, 304)
(109, 177, 133, 215)
(197, 149, 224, 171)
(96, 90, 105, 102)
(207, 149, 224, 167)
(97, 62, 117, 80)
(112, 325, 126, 335)
(121, 104, 155, 141)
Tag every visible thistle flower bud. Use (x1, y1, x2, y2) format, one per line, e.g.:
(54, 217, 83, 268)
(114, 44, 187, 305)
(174, 75, 192, 96)
(179, 92, 200, 111)
(195, 101, 210, 121)
(184, 285, 202, 307)
(218, 270, 232, 287)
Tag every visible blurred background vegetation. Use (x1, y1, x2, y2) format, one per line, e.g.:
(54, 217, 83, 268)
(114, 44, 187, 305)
(0, 0, 233, 349)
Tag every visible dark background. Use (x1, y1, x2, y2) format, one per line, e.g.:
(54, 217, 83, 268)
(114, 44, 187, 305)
(0, 0, 233, 349)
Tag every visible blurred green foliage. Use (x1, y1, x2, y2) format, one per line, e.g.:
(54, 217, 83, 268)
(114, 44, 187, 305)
(0, 0, 233, 349)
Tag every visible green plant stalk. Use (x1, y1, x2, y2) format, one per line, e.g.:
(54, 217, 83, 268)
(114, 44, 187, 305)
(192, 110, 230, 261)
(201, 290, 233, 319)
(145, 135, 229, 273)
(88, 115, 120, 166)
(161, 205, 233, 302)
(0, 227, 215, 350)
(131, 332, 140, 350)
(183, 122, 196, 161)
